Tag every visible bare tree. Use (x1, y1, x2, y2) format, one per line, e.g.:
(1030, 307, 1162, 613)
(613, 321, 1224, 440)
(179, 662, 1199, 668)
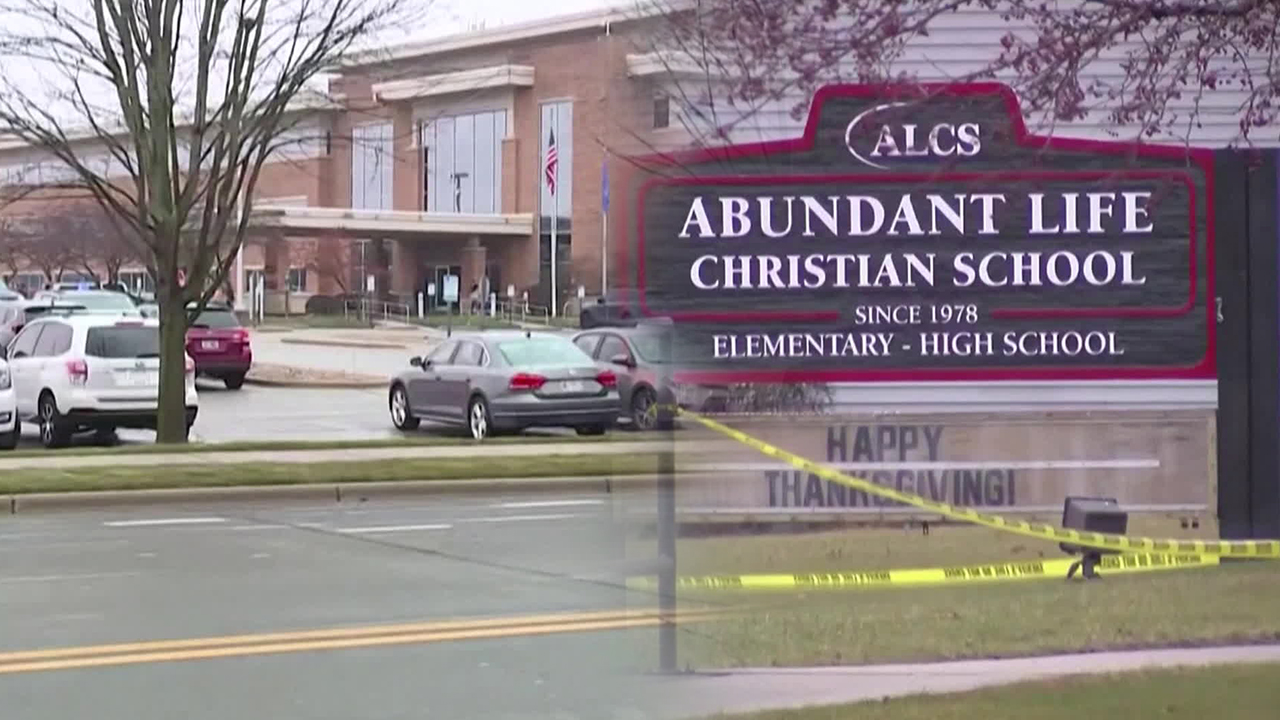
(310, 237, 351, 294)
(65, 203, 144, 285)
(0, 214, 27, 282)
(0, 0, 410, 442)
(651, 0, 1280, 145)
(18, 212, 79, 283)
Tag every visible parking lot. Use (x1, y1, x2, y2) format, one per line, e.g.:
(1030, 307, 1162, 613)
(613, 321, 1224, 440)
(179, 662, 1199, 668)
(6, 322, 591, 448)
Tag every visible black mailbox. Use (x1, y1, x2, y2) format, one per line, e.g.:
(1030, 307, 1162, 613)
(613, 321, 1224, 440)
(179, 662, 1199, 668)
(1059, 496, 1129, 579)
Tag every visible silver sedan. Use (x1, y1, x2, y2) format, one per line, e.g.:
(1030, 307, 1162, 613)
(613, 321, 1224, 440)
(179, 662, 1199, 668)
(388, 330, 621, 440)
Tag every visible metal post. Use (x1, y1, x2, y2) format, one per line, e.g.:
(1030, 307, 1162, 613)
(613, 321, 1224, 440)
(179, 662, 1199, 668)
(656, 322, 677, 673)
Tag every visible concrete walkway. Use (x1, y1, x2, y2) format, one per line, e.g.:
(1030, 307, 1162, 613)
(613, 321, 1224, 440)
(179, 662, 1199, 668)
(661, 644, 1280, 719)
(0, 439, 688, 469)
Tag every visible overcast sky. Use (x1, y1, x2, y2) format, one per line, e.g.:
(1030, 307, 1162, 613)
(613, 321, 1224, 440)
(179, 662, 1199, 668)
(406, 0, 619, 43)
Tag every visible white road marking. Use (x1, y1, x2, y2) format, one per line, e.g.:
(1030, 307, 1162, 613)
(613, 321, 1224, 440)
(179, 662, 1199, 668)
(0, 572, 142, 584)
(461, 513, 584, 524)
(337, 523, 453, 534)
(104, 517, 227, 527)
(491, 500, 605, 509)
(227, 524, 290, 531)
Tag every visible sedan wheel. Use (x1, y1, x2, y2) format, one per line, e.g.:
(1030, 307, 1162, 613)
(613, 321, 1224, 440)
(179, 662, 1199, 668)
(468, 397, 490, 440)
(389, 385, 419, 430)
(630, 388, 657, 431)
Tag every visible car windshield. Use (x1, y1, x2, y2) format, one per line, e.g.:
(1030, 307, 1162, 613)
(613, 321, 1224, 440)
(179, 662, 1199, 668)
(496, 337, 591, 367)
(65, 292, 136, 311)
(85, 326, 160, 358)
(628, 333, 671, 364)
(191, 309, 240, 329)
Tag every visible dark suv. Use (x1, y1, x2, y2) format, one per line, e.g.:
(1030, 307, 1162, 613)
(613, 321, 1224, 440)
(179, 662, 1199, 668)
(579, 290, 640, 329)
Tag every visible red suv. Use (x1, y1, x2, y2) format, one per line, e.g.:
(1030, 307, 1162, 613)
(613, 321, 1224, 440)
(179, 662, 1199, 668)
(186, 303, 252, 389)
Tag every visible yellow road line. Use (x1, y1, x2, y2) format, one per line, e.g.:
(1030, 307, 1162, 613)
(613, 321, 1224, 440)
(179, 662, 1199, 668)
(0, 612, 722, 676)
(0, 608, 668, 664)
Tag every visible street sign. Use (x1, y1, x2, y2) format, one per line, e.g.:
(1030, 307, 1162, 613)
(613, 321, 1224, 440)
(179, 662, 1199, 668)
(442, 274, 460, 303)
(427, 282, 437, 296)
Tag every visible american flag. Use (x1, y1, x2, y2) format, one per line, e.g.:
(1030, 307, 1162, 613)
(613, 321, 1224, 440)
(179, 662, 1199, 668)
(544, 128, 558, 196)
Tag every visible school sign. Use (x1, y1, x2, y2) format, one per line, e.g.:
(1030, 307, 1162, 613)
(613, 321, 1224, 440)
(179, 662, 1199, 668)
(627, 83, 1215, 383)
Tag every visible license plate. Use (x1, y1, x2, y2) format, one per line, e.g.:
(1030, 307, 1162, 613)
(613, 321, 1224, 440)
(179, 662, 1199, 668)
(116, 370, 157, 387)
(557, 380, 588, 393)
(200, 340, 220, 350)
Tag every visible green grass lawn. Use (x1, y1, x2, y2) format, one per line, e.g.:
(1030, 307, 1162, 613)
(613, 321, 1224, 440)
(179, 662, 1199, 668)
(0, 431, 646, 459)
(703, 663, 1280, 720)
(655, 520, 1280, 668)
(0, 453, 662, 494)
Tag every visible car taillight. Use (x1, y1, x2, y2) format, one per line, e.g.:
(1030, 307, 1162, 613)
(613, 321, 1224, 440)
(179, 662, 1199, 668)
(509, 373, 546, 391)
(66, 359, 88, 385)
(596, 370, 618, 388)
(232, 329, 249, 344)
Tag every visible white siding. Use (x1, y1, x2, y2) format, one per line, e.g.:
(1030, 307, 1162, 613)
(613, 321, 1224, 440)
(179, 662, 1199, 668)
(0, 118, 330, 189)
(657, 6, 1275, 150)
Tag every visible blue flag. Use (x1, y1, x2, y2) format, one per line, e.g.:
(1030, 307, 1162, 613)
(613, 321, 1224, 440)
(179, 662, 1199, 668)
(601, 159, 609, 212)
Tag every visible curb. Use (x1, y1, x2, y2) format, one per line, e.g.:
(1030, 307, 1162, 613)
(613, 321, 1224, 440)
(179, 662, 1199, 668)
(243, 376, 387, 389)
(1, 475, 658, 513)
(278, 337, 411, 350)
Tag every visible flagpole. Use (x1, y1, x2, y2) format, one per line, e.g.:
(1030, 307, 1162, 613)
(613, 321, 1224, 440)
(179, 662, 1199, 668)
(601, 156, 608, 296)
(550, 106, 558, 319)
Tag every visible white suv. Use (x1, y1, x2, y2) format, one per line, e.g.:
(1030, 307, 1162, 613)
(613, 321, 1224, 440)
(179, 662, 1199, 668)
(4, 314, 199, 448)
(0, 356, 17, 450)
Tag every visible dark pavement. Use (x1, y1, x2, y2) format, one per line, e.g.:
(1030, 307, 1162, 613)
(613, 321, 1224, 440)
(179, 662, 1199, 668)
(0, 488, 688, 720)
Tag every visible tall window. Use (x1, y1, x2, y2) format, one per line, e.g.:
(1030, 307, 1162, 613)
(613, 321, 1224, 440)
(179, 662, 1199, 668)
(653, 94, 670, 129)
(351, 122, 393, 210)
(421, 110, 507, 214)
(287, 268, 308, 292)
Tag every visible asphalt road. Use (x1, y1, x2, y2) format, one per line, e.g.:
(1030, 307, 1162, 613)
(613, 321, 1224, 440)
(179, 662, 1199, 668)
(0, 488, 691, 720)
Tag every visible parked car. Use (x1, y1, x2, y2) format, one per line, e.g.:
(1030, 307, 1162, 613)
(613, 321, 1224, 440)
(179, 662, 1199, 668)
(32, 289, 140, 317)
(579, 289, 640, 329)
(0, 354, 17, 450)
(572, 325, 716, 430)
(186, 302, 252, 389)
(3, 314, 199, 447)
(0, 290, 28, 348)
(388, 330, 620, 440)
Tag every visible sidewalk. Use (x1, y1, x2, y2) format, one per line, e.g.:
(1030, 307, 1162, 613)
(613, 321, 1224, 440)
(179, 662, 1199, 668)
(0, 439, 688, 470)
(659, 644, 1280, 719)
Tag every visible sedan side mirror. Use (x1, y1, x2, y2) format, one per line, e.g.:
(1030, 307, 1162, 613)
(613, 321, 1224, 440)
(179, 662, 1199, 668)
(609, 352, 635, 368)
(409, 356, 423, 368)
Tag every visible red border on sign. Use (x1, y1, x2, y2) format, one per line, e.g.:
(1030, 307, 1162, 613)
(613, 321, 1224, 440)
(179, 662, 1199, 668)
(620, 82, 1217, 382)
(637, 170, 1198, 321)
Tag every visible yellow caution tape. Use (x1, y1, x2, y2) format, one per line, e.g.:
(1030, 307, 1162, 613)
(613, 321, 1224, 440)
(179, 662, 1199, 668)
(628, 552, 1220, 591)
(673, 408, 1280, 559)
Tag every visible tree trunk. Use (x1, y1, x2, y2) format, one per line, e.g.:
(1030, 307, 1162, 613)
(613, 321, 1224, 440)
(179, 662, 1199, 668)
(155, 291, 189, 444)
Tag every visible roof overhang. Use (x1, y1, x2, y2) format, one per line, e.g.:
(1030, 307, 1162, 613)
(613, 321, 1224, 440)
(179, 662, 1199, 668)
(626, 51, 721, 79)
(372, 65, 534, 103)
(248, 205, 534, 240)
